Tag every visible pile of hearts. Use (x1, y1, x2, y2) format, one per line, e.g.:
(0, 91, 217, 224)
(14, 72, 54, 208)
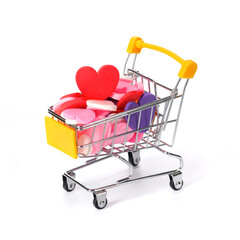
(52, 65, 156, 156)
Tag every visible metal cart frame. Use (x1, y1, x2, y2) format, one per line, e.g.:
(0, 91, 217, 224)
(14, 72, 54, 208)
(46, 37, 197, 209)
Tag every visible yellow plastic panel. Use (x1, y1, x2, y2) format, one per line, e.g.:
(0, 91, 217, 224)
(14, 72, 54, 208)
(45, 117, 78, 159)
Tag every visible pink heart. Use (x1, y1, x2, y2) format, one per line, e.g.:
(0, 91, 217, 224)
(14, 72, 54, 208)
(115, 79, 138, 93)
(62, 108, 96, 125)
(53, 97, 76, 115)
(77, 122, 112, 155)
(103, 122, 134, 146)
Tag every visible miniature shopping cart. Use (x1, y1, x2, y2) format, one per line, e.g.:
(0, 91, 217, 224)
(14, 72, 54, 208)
(45, 37, 197, 209)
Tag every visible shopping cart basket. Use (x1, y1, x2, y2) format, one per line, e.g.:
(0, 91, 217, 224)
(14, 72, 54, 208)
(45, 36, 197, 209)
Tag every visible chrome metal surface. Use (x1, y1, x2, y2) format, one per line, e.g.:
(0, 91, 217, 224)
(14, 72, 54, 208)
(123, 53, 130, 75)
(62, 147, 183, 194)
(132, 53, 137, 70)
(48, 53, 191, 207)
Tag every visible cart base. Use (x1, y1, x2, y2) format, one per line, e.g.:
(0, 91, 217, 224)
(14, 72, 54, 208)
(62, 147, 183, 209)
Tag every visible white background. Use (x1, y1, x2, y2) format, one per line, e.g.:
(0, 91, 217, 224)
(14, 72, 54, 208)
(0, 0, 239, 239)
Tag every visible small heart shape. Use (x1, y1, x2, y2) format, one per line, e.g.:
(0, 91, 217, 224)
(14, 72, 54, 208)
(53, 96, 77, 115)
(117, 91, 139, 110)
(124, 92, 156, 133)
(60, 96, 87, 113)
(60, 92, 82, 100)
(62, 108, 96, 125)
(76, 65, 119, 100)
(103, 122, 134, 146)
(115, 79, 138, 93)
(110, 81, 143, 101)
(77, 122, 112, 156)
(87, 99, 117, 111)
(124, 101, 140, 130)
(110, 91, 126, 100)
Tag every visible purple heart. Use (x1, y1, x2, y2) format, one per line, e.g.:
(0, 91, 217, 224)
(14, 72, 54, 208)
(138, 92, 156, 132)
(124, 101, 140, 131)
(124, 92, 156, 133)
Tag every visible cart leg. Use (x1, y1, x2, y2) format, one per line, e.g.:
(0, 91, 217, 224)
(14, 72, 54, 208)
(93, 190, 108, 209)
(62, 171, 76, 192)
(128, 150, 141, 166)
(169, 171, 183, 191)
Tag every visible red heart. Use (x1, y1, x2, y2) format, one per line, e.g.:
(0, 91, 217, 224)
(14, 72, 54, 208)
(76, 65, 119, 100)
(60, 92, 82, 100)
(60, 97, 87, 113)
(117, 91, 139, 110)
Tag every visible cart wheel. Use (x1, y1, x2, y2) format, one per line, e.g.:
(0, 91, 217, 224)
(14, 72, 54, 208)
(62, 174, 76, 192)
(169, 171, 183, 191)
(128, 150, 141, 166)
(93, 190, 108, 209)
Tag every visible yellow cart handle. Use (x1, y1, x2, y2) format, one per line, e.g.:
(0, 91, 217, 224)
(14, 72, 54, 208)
(127, 37, 197, 79)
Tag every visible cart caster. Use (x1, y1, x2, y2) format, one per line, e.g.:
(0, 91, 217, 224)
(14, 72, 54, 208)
(62, 172, 76, 192)
(169, 171, 183, 191)
(128, 150, 141, 166)
(93, 190, 108, 209)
